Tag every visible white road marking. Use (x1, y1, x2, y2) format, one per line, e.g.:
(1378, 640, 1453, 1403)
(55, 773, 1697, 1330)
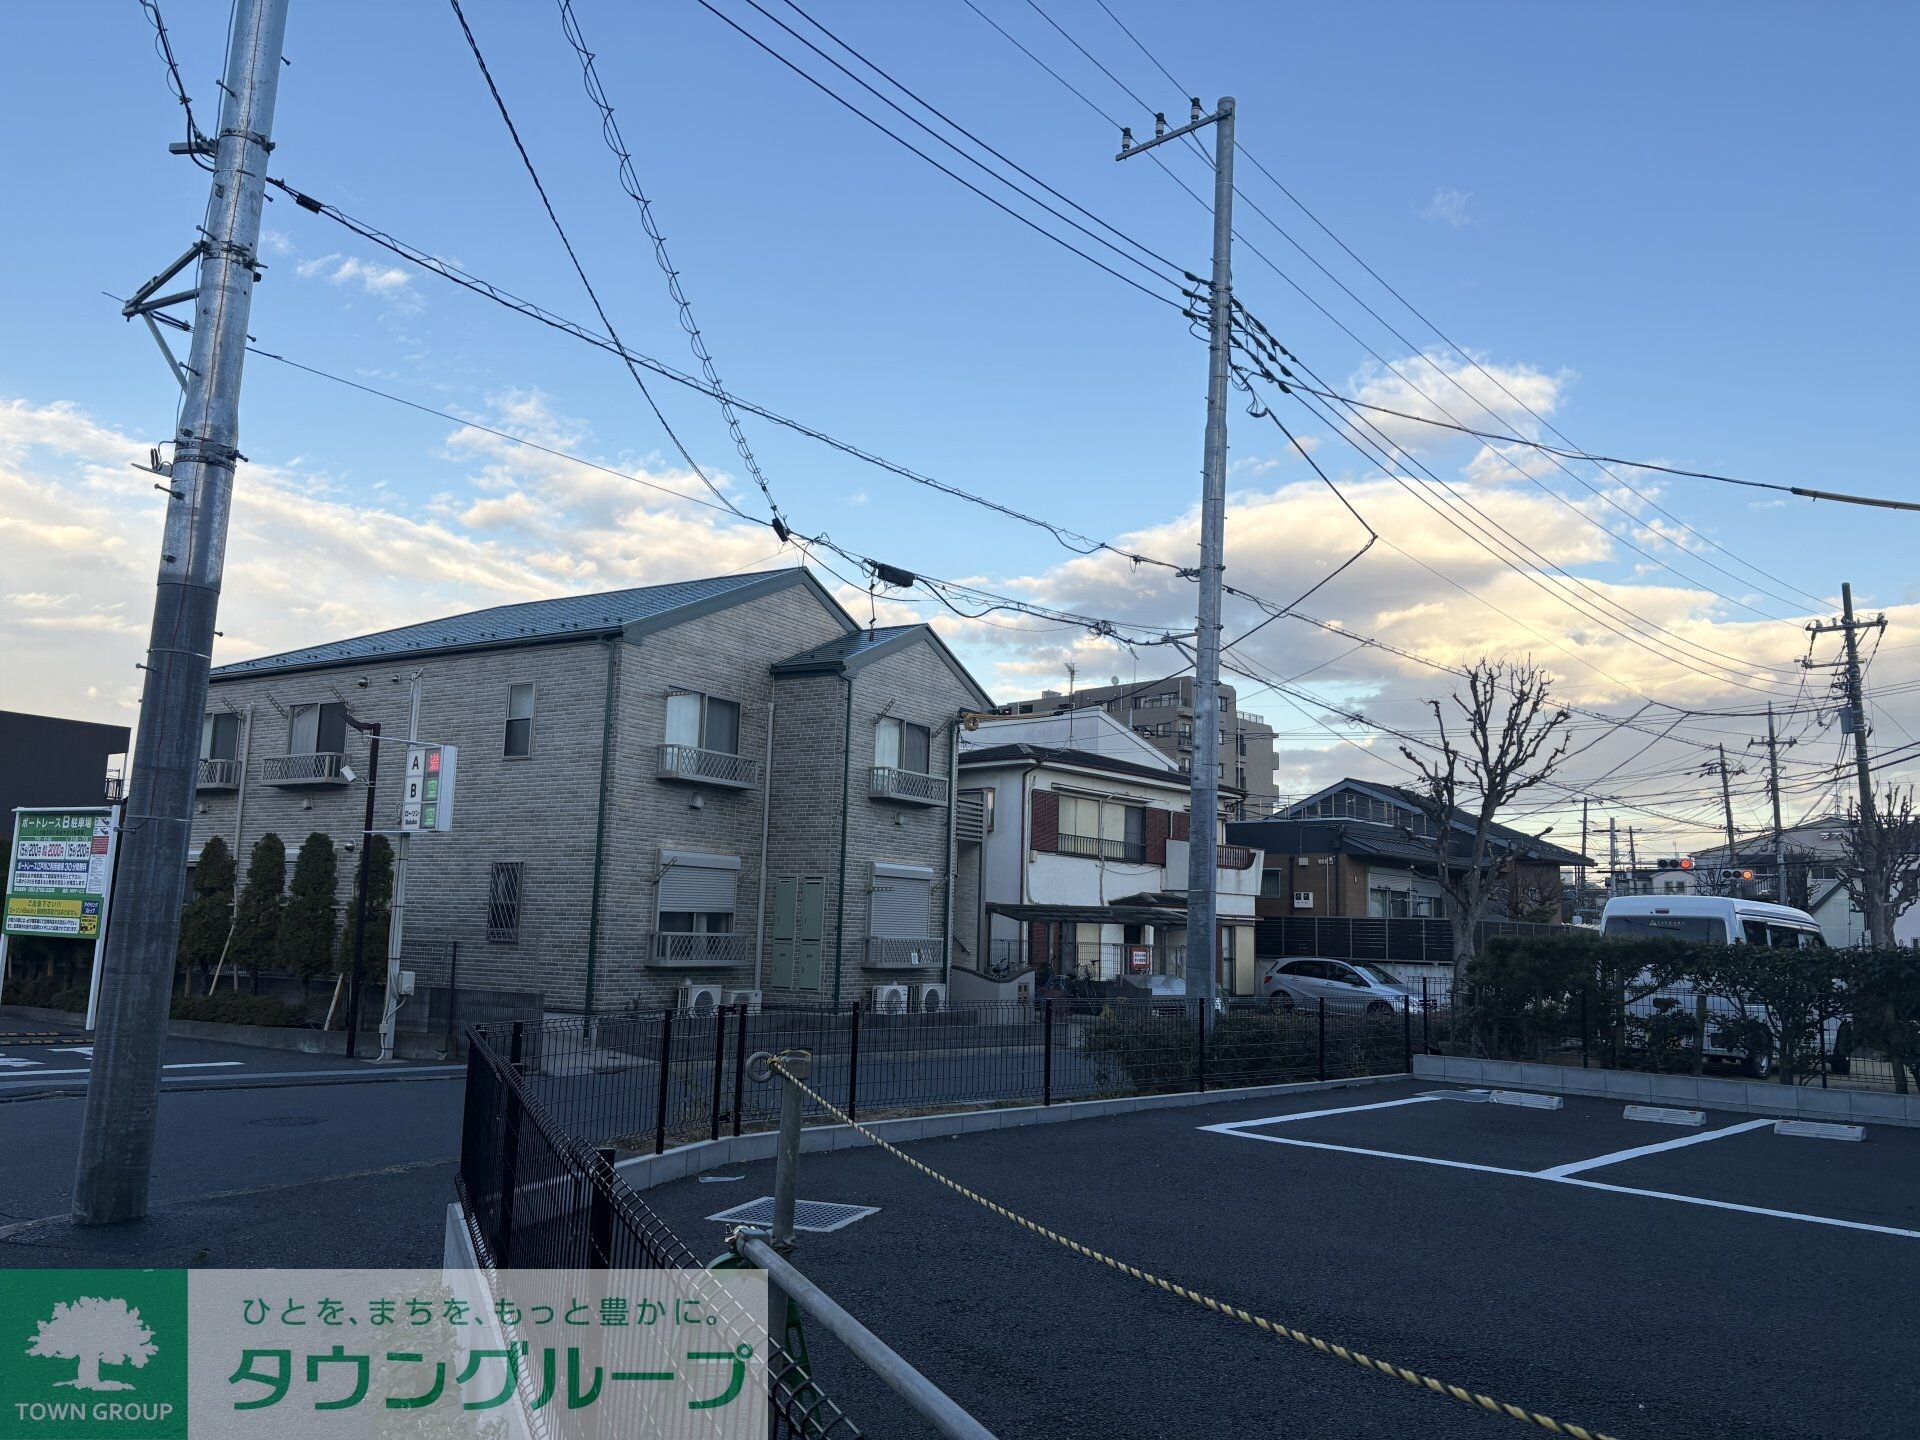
(0, 1061, 464, 1087)
(50, 1046, 93, 1057)
(1538, 1119, 1774, 1178)
(1204, 1110, 1917, 1241)
(0, 1060, 245, 1082)
(0, 1057, 42, 1070)
(1199, 1095, 1440, 1134)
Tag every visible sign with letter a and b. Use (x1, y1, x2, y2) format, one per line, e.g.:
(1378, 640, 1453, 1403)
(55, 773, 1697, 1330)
(399, 745, 458, 834)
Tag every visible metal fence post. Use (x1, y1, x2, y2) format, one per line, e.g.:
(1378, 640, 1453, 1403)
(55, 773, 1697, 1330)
(587, 1145, 616, 1269)
(731, 1004, 748, 1138)
(1421, 975, 1431, 1054)
(1042, 999, 1054, 1107)
(1195, 1002, 1207, 1094)
(1317, 998, 1327, 1082)
(653, 1007, 674, 1156)
(1691, 995, 1707, 1076)
(497, 1023, 524, 1266)
(1402, 996, 1412, 1073)
(1580, 988, 1591, 1069)
(709, 1007, 727, 1142)
(847, 1000, 863, 1125)
(772, 1052, 811, 1251)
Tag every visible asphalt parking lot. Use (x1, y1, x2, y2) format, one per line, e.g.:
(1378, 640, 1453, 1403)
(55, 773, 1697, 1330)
(640, 1077, 1920, 1440)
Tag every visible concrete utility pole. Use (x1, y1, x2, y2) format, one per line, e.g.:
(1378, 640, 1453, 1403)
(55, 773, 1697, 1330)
(1607, 819, 1618, 901)
(1716, 744, 1739, 864)
(1578, 796, 1589, 909)
(1117, 97, 1235, 1022)
(1749, 702, 1791, 904)
(379, 673, 424, 1062)
(1810, 582, 1890, 944)
(1626, 827, 1639, 897)
(72, 0, 291, 1226)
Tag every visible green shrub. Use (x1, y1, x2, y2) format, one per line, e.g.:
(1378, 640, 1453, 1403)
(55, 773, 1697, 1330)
(46, 988, 90, 1013)
(169, 993, 308, 1028)
(2, 974, 65, 1008)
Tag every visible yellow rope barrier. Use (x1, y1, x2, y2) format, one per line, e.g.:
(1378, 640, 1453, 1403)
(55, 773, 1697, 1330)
(770, 1058, 1618, 1440)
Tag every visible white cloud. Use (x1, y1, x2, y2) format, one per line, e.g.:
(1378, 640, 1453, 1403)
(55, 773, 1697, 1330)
(1422, 187, 1474, 228)
(293, 254, 421, 312)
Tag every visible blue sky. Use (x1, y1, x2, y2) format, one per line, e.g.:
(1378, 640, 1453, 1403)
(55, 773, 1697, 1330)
(4, 0, 1916, 847)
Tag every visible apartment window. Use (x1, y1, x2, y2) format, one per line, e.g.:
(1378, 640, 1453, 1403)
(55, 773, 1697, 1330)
(658, 852, 739, 934)
(504, 683, 535, 758)
(1058, 794, 1145, 861)
(201, 712, 240, 761)
(487, 862, 524, 944)
(874, 717, 931, 774)
(288, 702, 347, 756)
(666, 691, 741, 754)
(1259, 870, 1282, 898)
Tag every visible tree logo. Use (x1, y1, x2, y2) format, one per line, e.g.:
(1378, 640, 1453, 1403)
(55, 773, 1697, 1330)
(25, 1296, 157, 1392)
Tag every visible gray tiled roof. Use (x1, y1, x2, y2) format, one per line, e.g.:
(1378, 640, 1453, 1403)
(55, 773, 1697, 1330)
(212, 569, 806, 679)
(771, 626, 920, 672)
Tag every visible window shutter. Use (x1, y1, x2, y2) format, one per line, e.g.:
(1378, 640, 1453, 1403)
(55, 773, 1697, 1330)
(1145, 808, 1170, 865)
(659, 852, 740, 912)
(1170, 810, 1190, 842)
(1031, 789, 1059, 853)
(870, 864, 932, 937)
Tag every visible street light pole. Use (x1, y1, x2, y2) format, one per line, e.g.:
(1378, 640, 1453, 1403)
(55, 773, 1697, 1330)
(72, 0, 291, 1226)
(1117, 97, 1236, 1025)
(343, 719, 382, 1059)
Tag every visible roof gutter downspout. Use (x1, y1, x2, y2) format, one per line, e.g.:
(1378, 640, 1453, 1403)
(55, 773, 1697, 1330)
(583, 637, 619, 1019)
(941, 711, 960, 986)
(831, 672, 853, 1007)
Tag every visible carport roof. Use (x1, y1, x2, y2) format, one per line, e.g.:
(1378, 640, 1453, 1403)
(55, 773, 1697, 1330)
(987, 900, 1189, 926)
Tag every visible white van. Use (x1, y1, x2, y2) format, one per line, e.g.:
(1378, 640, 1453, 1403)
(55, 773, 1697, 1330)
(1597, 895, 1838, 1077)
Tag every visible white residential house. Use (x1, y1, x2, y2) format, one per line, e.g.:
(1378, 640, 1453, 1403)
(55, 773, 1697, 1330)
(950, 711, 1263, 1003)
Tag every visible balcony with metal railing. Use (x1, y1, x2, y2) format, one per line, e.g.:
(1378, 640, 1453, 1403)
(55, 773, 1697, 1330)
(655, 744, 759, 790)
(196, 758, 241, 791)
(864, 936, 942, 971)
(647, 932, 749, 968)
(869, 766, 948, 806)
(1056, 832, 1147, 863)
(260, 752, 348, 786)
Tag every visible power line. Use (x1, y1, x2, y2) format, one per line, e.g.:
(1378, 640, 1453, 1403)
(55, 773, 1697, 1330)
(552, 0, 788, 529)
(446, 0, 754, 522)
(135, 0, 214, 170)
(688, 0, 1186, 310)
(1015, 0, 1832, 618)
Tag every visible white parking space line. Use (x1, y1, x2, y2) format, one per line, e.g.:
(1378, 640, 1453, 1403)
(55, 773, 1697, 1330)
(1199, 1095, 1440, 1134)
(0, 1061, 246, 1082)
(1204, 1112, 1920, 1241)
(1538, 1119, 1774, 1178)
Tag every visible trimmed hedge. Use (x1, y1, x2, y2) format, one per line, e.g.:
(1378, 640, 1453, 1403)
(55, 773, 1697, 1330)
(169, 994, 308, 1028)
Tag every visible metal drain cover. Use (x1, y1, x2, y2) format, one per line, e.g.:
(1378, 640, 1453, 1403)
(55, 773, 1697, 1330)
(248, 1115, 323, 1128)
(705, 1197, 878, 1233)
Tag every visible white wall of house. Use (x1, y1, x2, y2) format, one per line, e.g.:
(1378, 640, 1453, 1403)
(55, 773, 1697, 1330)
(962, 711, 1176, 771)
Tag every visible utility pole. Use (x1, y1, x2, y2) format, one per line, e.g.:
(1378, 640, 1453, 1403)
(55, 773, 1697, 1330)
(379, 673, 424, 1062)
(1809, 582, 1890, 943)
(1626, 827, 1639, 897)
(342, 717, 382, 1059)
(1117, 97, 1235, 1023)
(1607, 819, 1618, 901)
(72, 0, 291, 1226)
(1716, 744, 1739, 862)
(1748, 702, 1791, 903)
(1578, 796, 1589, 915)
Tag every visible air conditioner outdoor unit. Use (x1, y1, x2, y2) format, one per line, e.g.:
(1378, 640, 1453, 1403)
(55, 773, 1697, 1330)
(679, 982, 723, 1016)
(725, 988, 763, 1014)
(869, 983, 910, 1015)
(912, 982, 948, 1014)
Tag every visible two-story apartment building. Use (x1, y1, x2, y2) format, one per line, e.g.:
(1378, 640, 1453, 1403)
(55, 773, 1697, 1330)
(952, 711, 1263, 1002)
(188, 568, 990, 1017)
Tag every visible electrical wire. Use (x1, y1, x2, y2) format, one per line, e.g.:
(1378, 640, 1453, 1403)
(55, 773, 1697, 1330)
(136, 0, 214, 170)
(553, 0, 789, 530)
(446, 0, 755, 523)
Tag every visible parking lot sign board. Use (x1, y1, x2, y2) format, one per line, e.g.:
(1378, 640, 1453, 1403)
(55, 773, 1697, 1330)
(399, 743, 458, 833)
(4, 809, 116, 939)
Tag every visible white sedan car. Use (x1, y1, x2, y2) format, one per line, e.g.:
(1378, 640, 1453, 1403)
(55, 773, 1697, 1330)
(1259, 957, 1417, 1016)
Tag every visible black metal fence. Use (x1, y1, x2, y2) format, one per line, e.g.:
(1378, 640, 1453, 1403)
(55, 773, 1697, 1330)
(477, 996, 1415, 1156)
(1421, 982, 1908, 1092)
(458, 1026, 863, 1437)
